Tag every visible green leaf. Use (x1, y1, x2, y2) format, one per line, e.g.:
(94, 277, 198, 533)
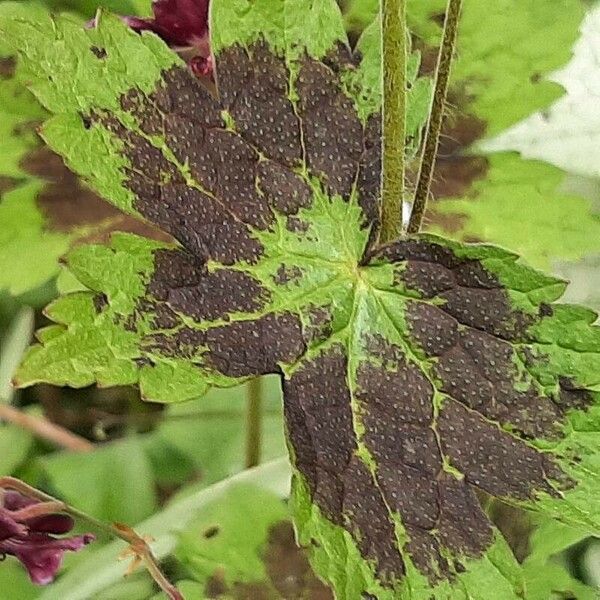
(0, 39, 72, 295)
(0, 4, 154, 297)
(5, 2, 600, 598)
(148, 377, 286, 487)
(451, 0, 583, 136)
(420, 0, 600, 270)
(37, 458, 291, 600)
(521, 518, 597, 600)
(41, 436, 157, 524)
(483, 6, 600, 179)
(429, 154, 600, 270)
(176, 484, 288, 586)
(0, 561, 39, 600)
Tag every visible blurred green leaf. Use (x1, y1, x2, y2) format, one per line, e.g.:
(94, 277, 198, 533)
(0, 423, 33, 476)
(177, 484, 288, 587)
(429, 154, 600, 269)
(0, 560, 40, 599)
(37, 458, 290, 600)
(522, 518, 597, 600)
(41, 435, 157, 524)
(0, 306, 33, 401)
(43, 0, 152, 18)
(149, 377, 286, 488)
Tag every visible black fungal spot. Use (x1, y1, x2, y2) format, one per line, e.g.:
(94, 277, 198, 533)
(557, 377, 594, 412)
(257, 160, 312, 215)
(357, 115, 382, 236)
(218, 42, 303, 166)
(296, 54, 363, 199)
(203, 525, 220, 539)
(286, 216, 310, 234)
(438, 399, 559, 500)
(0, 56, 16, 79)
(80, 113, 92, 130)
(160, 264, 270, 323)
(273, 264, 303, 286)
(304, 306, 334, 344)
(90, 46, 107, 59)
(93, 293, 108, 314)
(205, 312, 305, 377)
(284, 347, 357, 521)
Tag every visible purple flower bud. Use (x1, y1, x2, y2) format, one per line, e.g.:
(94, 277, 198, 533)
(0, 490, 95, 585)
(131, 0, 209, 50)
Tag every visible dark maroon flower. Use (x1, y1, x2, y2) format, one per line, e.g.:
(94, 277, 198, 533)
(125, 0, 209, 50)
(119, 0, 211, 76)
(0, 491, 94, 585)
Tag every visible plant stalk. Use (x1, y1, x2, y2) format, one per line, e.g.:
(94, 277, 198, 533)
(407, 0, 463, 234)
(245, 378, 263, 468)
(380, 0, 407, 243)
(0, 402, 94, 452)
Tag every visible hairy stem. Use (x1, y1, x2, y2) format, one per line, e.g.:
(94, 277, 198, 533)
(0, 477, 182, 600)
(245, 378, 263, 468)
(380, 0, 407, 243)
(0, 402, 94, 452)
(407, 0, 463, 234)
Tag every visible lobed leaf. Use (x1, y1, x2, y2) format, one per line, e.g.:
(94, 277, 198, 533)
(3, 2, 600, 598)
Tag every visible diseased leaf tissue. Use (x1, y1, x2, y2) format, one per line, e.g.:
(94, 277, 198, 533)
(3, 1, 600, 598)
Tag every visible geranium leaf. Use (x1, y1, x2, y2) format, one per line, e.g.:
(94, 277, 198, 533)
(0, 6, 157, 296)
(4, 2, 600, 598)
(0, 39, 70, 296)
(483, 6, 600, 179)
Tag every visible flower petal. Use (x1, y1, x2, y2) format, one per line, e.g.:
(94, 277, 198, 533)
(0, 511, 26, 541)
(5, 533, 95, 585)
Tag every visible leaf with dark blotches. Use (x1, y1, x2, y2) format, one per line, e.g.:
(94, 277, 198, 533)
(4, 1, 600, 598)
(0, 5, 163, 297)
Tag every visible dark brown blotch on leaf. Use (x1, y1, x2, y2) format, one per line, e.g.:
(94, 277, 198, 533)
(205, 312, 304, 377)
(296, 53, 363, 199)
(218, 42, 303, 166)
(0, 56, 15, 78)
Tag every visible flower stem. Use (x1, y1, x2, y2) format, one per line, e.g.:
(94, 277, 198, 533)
(380, 0, 407, 243)
(407, 0, 463, 234)
(245, 378, 263, 468)
(0, 477, 182, 600)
